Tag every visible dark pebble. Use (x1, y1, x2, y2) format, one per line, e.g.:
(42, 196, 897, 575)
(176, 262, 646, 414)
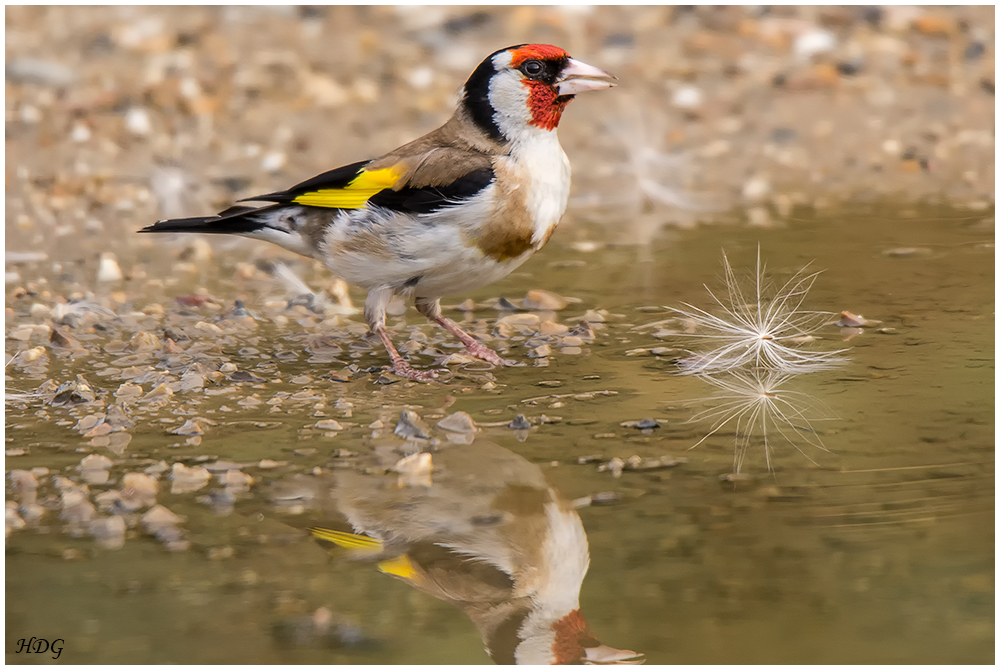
(230, 300, 250, 318)
(964, 42, 985, 61)
(230, 371, 267, 383)
(444, 11, 492, 34)
(836, 60, 862, 76)
(494, 297, 520, 311)
(508, 414, 531, 430)
(769, 127, 796, 144)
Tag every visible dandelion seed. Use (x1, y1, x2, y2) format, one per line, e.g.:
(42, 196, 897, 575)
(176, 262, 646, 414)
(687, 369, 834, 473)
(666, 250, 847, 374)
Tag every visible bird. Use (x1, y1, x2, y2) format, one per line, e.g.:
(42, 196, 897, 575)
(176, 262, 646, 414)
(267, 440, 643, 664)
(139, 44, 616, 381)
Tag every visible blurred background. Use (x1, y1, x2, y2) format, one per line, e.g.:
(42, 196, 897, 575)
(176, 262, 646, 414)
(5, 4, 995, 266)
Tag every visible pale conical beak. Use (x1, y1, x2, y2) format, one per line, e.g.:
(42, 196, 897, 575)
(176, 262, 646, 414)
(583, 644, 646, 664)
(556, 58, 617, 96)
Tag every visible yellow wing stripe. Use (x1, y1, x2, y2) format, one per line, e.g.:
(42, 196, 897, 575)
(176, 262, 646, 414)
(292, 166, 404, 209)
(308, 527, 384, 551)
(378, 555, 422, 583)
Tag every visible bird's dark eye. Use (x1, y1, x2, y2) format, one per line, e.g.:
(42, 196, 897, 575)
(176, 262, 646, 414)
(522, 60, 544, 77)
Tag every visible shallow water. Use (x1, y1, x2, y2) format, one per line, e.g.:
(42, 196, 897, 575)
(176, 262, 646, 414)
(5, 204, 994, 664)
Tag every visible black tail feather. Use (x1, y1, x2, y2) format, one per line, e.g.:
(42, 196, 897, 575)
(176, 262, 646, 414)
(139, 205, 272, 235)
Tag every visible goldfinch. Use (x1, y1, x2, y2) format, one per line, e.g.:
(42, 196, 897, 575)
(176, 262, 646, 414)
(140, 44, 616, 380)
(282, 441, 642, 664)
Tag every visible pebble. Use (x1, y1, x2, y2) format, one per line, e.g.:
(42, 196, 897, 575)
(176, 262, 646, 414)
(794, 29, 836, 59)
(671, 84, 704, 110)
(508, 414, 531, 430)
(171, 419, 206, 436)
(436, 411, 477, 433)
(315, 419, 344, 431)
(394, 410, 430, 440)
(127, 331, 162, 353)
(5, 58, 76, 87)
(834, 311, 881, 327)
(522, 289, 569, 311)
(392, 452, 433, 488)
(6, 504, 26, 537)
(540, 321, 569, 336)
(120, 473, 158, 510)
(90, 516, 127, 550)
(97, 253, 123, 282)
(529, 344, 552, 358)
(170, 463, 211, 494)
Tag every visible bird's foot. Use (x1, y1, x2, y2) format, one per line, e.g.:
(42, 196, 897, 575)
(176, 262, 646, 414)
(387, 360, 439, 382)
(463, 341, 513, 367)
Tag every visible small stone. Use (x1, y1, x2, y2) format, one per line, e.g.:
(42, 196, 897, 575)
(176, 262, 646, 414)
(170, 463, 211, 494)
(194, 321, 223, 334)
(496, 313, 541, 330)
(834, 311, 881, 327)
(142, 504, 184, 532)
(143, 460, 170, 476)
(315, 419, 344, 432)
(120, 473, 158, 510)
(523, 289, 569, 311)
(127, 331, 162, 353)
(171, 419, 206, 436)
(219, 470, 254, 492)
(97, 253, 123, 282)
(90, 516, 127, 550)
(230, 371, 267, 383)
(49, 327, 82, 350)
(392, 452, 433, 488)
(125, 107, 153, 136)
(671, 84, 704, 110)
(436, 411, 478, 433)
(140, 383, 173, 403)
(115, 383, 144, 400)
(529, 344, 552, 358)
(79, 453, 113, 471)
(394, 410, 430, 440)
(508, 414, 531, 430)
(9, 326, 33, 341)
(600, 457, 625, 479)
(540, 321, 569, 336)
(636, 418, 660, 430)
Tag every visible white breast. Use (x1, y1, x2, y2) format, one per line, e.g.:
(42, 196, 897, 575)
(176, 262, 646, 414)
(508, 128, 571, 245)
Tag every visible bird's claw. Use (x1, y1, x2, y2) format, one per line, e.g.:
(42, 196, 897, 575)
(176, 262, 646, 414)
(464, 341, 508, 367)
(386, 361, 439, 382)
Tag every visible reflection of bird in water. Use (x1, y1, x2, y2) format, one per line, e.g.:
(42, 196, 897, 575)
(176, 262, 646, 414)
(270, 441, 642, 665)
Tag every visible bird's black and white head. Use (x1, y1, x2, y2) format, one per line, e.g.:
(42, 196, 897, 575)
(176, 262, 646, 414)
(461, 44, 616, 143)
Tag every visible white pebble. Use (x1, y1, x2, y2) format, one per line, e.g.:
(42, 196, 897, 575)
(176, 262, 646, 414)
(97, 252, 123, 282)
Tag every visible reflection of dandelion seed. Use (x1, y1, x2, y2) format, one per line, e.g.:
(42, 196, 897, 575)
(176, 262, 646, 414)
(688, 369, 833, 473)
(667, 250, 847, 375)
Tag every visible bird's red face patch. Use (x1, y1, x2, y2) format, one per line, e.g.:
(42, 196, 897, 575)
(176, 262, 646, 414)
(523, 81, 571, 131)
(509, 43, 569, 68)
(551, 609, 600, 664)
(511, 45, 573, 131)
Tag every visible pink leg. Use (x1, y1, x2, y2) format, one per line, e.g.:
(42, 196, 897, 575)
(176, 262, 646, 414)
(416, 298, 508, 367)
(374, 325, 438, 382)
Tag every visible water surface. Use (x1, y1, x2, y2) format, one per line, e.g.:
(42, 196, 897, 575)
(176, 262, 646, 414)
(5, 204, 994, 664)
